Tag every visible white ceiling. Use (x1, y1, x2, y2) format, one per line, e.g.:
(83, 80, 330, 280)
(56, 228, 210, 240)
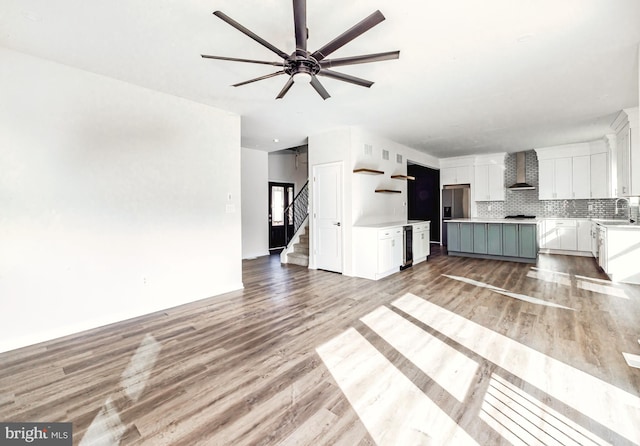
(1, 0, 639, 157)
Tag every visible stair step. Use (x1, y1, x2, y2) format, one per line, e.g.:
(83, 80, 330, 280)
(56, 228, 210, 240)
(293, 244, 309, 255)
(287, 252, 309, 266)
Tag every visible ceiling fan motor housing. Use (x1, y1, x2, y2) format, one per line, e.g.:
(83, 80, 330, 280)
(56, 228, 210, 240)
(286, 52, 320, 77)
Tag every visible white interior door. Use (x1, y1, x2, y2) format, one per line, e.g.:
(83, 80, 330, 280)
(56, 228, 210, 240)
(314, 163, 342, 273)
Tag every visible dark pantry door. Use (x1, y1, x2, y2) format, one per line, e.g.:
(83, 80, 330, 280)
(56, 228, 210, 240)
(408, 163, 441, 242)
(268, 182, 295, 249)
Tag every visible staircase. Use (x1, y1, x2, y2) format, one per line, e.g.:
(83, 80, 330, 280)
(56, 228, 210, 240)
(280, 180, 310, 267)
(286, 223, 309, 266)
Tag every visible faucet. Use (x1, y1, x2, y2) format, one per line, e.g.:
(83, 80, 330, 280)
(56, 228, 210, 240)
(614, 197, 630, 221)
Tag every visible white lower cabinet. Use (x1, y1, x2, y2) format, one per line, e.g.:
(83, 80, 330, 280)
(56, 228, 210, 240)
(540, 219, 592, 254)
(590, 221, 599, 258)
(377, 229, 402, 274)
(412, 222, 431, 264)
(598, 226, 640, 284)
(577, 219, 592, 252)
(540, 219, 576, 250)
(353, 226, 403, 280)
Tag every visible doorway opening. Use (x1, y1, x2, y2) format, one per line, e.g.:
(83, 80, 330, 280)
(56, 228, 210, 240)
(407, 162, 441, 243)
(268, 182, 294, 251)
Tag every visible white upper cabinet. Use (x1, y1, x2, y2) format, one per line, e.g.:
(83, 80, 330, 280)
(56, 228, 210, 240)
(536, 141, 611, 200)
(473, 153, 506, 202)
(538, 158, 555, 200)
(474, 164, 505, 201)
(616, 120, 631, 196)
(441, 165, 471, 185)
(571, 155, 591, 199)
(613, 108, 639, 197)
(555, 157, 573, 199)
(538, 157, 572, 200)
(590, 152, 610, 198)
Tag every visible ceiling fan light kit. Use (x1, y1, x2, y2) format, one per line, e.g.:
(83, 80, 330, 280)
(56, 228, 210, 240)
(201, 0, 400, 100)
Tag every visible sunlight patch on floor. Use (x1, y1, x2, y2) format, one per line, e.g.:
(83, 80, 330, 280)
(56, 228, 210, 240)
(480, 374, 610, 446)
(528, 267, 629, 299)
(576, 279, 629, 299)
(574, 274, 615, 285)
(360, 305, 478, 403)
(443, 274, 574, 310)
(526, 269, 572, 287)
(317, 293, 640, 444)
(393, 293, 640, 444)
(80, 334, 161, 445)
(622, 352, 640, 369)
(316, 327, 479, 445)
(78, 397, 125, 446)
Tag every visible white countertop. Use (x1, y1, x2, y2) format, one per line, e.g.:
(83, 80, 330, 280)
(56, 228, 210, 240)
(591, 219, 640, 230)
(444, 218, 538, 225)
(353, 220, 430, 229)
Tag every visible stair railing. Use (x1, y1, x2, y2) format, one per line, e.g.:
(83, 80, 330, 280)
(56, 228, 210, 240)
(284, 180, 309, 247)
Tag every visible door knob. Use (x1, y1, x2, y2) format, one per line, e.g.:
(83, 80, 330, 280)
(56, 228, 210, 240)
(333, 222, 341, 226)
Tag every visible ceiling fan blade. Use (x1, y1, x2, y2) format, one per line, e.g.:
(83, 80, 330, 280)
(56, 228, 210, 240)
(213, 11, 290, 60)
(320, 50, 399, 68)
(201, 54, 284, 66)
(276, 76, 295, 99)
(317, 69, 374, 88)
(310, 10, 385, 61)
(310, 76, 331, 100)
(293, 0, 307, 53)
(232, 70, 286, 87)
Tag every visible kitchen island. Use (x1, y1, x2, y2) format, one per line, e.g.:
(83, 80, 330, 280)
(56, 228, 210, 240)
(352, 220, 430, 280)
(592, 219, 640, 284)
(445, 218, 538, 263)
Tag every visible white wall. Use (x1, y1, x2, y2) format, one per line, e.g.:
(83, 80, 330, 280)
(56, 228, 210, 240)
(241, 148, 269, 259)
(350, 127, 439, 226)
(0, 48, 242, 353)
(308, 126, 440, 276)
(268, 150, 308, 193)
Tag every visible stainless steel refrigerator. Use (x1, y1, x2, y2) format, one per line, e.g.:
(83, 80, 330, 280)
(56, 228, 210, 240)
(442, 184, 470, 245)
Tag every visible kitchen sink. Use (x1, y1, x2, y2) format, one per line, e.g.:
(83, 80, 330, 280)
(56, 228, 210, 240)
(594, 220, 637, 226)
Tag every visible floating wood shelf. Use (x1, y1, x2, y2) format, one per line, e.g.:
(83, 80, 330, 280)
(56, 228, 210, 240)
(391, 175, 415, 181)
(375, 189, 402, 194)
(353, 168, 384, 175)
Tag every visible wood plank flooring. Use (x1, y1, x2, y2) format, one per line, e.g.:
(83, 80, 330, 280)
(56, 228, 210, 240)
(1, 247, 640, 445)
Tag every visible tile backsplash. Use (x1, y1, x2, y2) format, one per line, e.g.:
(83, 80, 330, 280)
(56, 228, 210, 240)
(475, 150, 637, 220)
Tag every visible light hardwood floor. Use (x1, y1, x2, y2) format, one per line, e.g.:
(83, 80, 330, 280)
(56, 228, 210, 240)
(2, 247, 640, 445)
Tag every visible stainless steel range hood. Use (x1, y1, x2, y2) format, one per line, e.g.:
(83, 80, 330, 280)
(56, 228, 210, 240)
(508, 152, 535, 190)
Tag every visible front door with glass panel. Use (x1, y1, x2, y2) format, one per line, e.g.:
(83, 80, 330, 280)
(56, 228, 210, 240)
(268, 182, 295, 249)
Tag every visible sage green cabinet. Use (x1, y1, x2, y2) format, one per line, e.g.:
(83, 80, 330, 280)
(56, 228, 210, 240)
(502, 225, 518, 257)
(518, 224, 537, 258)
(460, 223, 474, 252)
(487, 224, 503, 255)
(447, 221, 537, 263)
(447, 223, 460, 251)
(503, 224, 537, 258)
(473, 223, 487, 254)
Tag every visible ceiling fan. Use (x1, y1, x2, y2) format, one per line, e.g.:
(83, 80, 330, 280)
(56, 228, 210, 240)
(201, 0, 400, 100)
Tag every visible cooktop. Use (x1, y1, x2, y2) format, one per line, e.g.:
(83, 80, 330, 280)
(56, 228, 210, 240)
(505, 215, 536, 219)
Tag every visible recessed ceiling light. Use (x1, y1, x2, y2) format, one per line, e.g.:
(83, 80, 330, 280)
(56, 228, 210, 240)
(273, 138, 279, 143)
(516, 33, 535, 43)
(21, 12, 40, 21)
